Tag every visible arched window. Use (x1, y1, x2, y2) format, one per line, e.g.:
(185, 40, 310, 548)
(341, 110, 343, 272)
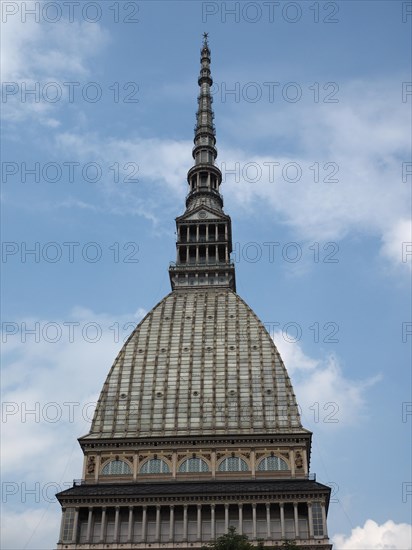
(257, 455, 288, 471)
(178, 458, 209, 473)
(101, 459, 131, 475)
(140, 458, 170, 474)
(218, 457, 248, 472)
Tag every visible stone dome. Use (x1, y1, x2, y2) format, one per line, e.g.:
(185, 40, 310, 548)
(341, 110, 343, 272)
(85, 288, 304, 439)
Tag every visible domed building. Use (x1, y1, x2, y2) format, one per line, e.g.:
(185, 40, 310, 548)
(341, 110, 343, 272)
(56, 35, 332, 549)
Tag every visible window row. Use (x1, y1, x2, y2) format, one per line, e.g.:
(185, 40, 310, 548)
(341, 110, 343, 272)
(100, 455, 289, 476)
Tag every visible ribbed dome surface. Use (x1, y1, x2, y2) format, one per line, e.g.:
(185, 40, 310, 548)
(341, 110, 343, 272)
(86, 289, 303, 439)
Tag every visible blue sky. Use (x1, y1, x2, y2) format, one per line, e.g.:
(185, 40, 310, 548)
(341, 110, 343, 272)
(1, 1, 411, 548)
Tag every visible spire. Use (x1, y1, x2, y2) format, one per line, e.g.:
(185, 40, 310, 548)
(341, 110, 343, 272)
(186, 33, 223, 210)
(193, 32, 217, 167)
(169, 36, 236, 291)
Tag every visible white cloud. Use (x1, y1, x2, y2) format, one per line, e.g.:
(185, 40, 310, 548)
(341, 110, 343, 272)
(333, 519, 412, 550)
(272, 332, 381, 429)
(52, 131, 190, 221)
(1, 306, 147, 548)
(216, 79, 410, 269)
(380, 218, 412, 268)
(54, 132, 190, 195)
(1, 308, 145, 472)
(1, 1, 109, 125)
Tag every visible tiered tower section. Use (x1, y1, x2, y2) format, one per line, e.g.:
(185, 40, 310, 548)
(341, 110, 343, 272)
(169, 34, 235, 291)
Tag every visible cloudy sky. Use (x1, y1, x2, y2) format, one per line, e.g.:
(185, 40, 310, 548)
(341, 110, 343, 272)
(1, 1, 411, 548)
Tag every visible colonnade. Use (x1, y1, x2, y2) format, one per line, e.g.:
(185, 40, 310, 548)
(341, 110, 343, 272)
(59, 501, 328, 545)
(180, 224, 227, 244)
(178, 223, 229, 265)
